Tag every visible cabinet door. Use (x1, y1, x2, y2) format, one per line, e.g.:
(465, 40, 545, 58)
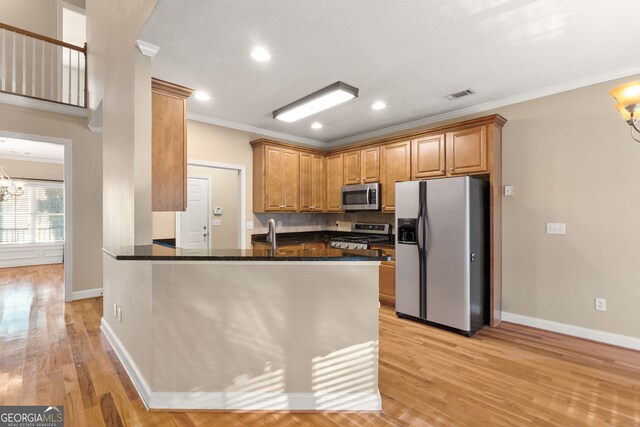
(380, 141, 411, 213)
(343, 150, 361, 185)
(303, 242, 326, 251)
(281, 148, 299, 211)
(361, 146, 380, 183)
(412, 134, 446, 179)
(151, 79, 192, 212)
(446, 126, 487, 175)
(299, 152, 313, 211)
(379, 262, 396, 308)
(326, 153, 344, 212)
(264, 145, 284, 211)
(311, 154, 326, 211)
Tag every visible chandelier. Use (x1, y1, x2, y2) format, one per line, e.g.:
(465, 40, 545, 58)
(609, 81, 640, 142)
(0, 166, 24, 202)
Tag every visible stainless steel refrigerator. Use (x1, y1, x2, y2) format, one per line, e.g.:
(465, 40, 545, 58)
(395, 176, 488, 336)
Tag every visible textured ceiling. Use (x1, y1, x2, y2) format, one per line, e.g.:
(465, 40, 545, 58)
(139, 0, 640, 146)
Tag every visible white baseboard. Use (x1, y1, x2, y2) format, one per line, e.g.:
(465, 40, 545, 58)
(71, 287, 103, 300)
(501, 312, 640, 351)
(100, 318, 152, 408)
(100, 318, 381, 411)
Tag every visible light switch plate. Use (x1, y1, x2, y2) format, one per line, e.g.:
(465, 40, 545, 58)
(246, 221, 254, 230)
(212, 219, 221, 226)
(504, 185, 513, 196)
(546, 223, 566, 235)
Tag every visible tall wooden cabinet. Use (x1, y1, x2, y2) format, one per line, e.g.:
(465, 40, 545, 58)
(151, 78, 193, 211)
(380, 141, 411, 213)
(300, 152, 325, 211)
(326, 153, 344, 212)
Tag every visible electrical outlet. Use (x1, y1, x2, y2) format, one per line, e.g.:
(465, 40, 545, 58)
(113, 303, 118, 318)
(277, 220, 282, 227)
(595, 298, 606, 311)
(118, 306, 122, 322)
(546, 223, 566, 235)
(246, 221, 254, 230)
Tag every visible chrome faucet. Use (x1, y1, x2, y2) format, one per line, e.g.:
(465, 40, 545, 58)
(266, 218, 277, 251)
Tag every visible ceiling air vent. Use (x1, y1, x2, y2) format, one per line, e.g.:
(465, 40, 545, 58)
(445, 89, 475, 101)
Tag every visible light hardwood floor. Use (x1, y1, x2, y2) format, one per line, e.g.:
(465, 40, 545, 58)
(1, 264, 639, 426)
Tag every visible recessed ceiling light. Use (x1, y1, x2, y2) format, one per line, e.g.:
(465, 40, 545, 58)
(372, 101, 386, 110)
(251, 47, 271, 62)
(273, 81, 359, 123)
(311, 122, 323, 129)
(193, 91, 211, 101)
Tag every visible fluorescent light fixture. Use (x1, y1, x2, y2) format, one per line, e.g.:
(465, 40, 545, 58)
(372, 101, 386, 110)
(251, 47, 271, 62)
(273, 81, 359, 123)
(311, 122, 323, 129)
(193, 91, 211, 101)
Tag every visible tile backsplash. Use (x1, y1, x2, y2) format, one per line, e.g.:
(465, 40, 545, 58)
(253, 212, 395, 234)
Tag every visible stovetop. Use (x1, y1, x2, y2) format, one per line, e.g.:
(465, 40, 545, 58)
(331, 235, 391, 244)
(329, 223, 392, 249)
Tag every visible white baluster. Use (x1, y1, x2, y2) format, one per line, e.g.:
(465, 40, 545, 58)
(50, 42, 54, 100)
(32, 37, 36, 96)
(22, 33, 26, 94)
(76, 50, 80, 106)
(1, 29, 5, 91)
(68, 48, 72, 104)
(12, 31, 16, 93)
(41, 40, 45, 98)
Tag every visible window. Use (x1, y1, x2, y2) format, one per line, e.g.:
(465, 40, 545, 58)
(0, 182, 64, 244)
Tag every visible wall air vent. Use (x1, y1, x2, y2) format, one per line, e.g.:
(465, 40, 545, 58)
(445, 89, 475, 100)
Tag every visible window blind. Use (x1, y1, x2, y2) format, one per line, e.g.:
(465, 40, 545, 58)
(0, 182, 64, 244)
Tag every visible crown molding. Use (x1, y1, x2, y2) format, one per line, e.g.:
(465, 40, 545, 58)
(187, 112, 325, 147)
(0, 92, 87, 117)
(326, 64, 640, 147)
(136, 40, 160, 59)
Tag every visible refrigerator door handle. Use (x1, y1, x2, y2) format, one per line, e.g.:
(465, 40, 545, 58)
(417, 206, 424, 250)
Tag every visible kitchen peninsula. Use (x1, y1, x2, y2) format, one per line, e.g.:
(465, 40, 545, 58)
(101, 245, 389, 411)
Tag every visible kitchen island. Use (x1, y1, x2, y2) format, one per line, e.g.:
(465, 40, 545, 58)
(101, 245, 389, 411)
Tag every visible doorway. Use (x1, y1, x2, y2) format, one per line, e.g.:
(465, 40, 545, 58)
(176, 176, 210, 249)
(0, 131, 72, 301)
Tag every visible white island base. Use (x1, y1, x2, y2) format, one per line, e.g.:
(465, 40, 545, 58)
(101, 254, 381, 411)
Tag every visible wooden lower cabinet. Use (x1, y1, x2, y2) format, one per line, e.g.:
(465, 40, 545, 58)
(371, 245, 396, 308)
(303, 242, 326, 251)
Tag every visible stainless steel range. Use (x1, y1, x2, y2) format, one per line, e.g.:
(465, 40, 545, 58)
(329, 223, 392, 250)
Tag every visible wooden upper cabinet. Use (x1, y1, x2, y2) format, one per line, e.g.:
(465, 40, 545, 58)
(343, 147, 380, 185)
(380, 141, 411, 212)
(326, 153, 344, 212)
(412, 134, 446, 179)
(254, 143, 299, 212)
(446, 125, 487, 175)
(151, 78, 193, 212)
(281, 148, 299, 211)
(300, 152, 325, 212)
(343, 150, 361, 185)
(362, 146, 380, 183)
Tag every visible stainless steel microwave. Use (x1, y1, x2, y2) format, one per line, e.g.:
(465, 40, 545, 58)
(341, 183, 381, 211)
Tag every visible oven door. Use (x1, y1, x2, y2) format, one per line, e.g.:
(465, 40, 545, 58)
(341, 183, 380, 210)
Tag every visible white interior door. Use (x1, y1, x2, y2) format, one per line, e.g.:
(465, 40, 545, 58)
(177, 177, 210, 249)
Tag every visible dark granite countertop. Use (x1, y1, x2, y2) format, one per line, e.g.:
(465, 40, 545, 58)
(103, 244, 392, 261)
(251, 230, 395, 247)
